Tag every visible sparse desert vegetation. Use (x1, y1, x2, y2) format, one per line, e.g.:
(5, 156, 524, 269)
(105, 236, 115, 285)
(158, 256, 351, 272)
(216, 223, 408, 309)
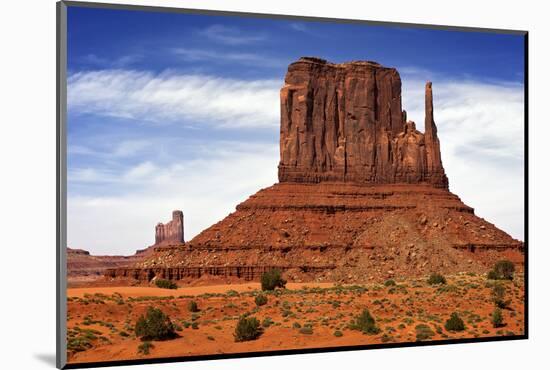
(444, 312, 465, 332)
(234, 316, 262, 342)
(67, 273, 524, 364)
(135, 306, 177, 341)
(488, 260, 515, 281)
(154, 279, 178, 290)
(427, 273, 447, 285)
(261, 269, 287, 291)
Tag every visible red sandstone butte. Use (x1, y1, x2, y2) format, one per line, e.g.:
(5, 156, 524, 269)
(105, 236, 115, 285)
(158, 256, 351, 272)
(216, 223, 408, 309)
(155, 210, 185, 245)
(279, 57, 448, 188)
(104, 58, 523, 284)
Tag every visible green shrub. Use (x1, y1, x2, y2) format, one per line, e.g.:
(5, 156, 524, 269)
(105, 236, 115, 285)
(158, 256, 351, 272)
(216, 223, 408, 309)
(187, 300, 199, 312)
(292, 322, 302, 329)
(67, 337, 93, 353)
(444, 312, 465, 332)
(226, 290, 239, 297)
(134, 307, 176, 341)
(299, 326, 313, 335)
(255, 294, 268, 306)
(155, 279, 178, 289)
(261, 269, 287, 291)
(350, 309, 380, 335)
(137, 341, 154, 355)
(415, 324, 435, 341)
(333, 330, 343, 337)
(489, 260, 515, 280)
(491, 308, 504, 328)
(234, 316, 262, 342)
(428, 273, 447, 285)
(262, 317, 274, 328)
(384, 279, 396, 287)
(492, 284, 508, 308)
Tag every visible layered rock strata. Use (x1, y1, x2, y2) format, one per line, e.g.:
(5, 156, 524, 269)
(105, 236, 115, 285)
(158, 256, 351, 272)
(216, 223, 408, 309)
(279, 57, 447, 188)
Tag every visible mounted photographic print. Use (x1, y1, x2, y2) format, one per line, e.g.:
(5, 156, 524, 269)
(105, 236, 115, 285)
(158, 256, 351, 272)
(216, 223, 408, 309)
(56, 1, 528, 368)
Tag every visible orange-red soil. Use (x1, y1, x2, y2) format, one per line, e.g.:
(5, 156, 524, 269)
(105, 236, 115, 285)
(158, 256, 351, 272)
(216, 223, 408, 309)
(66, 274, 524, 364)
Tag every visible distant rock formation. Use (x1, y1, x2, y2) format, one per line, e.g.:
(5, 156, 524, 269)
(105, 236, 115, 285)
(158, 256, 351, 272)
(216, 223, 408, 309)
(67, 247, 153, 286)
(155, 210, 185, 245)
(279, 57, 448, 188)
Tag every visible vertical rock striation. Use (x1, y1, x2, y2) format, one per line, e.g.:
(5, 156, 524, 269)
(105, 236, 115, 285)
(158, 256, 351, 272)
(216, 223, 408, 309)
(278, 57, 448, 188)
(155, 210, 185, 245)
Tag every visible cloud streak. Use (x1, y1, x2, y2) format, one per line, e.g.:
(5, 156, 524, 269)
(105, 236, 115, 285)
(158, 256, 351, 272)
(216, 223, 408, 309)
(171, 48, 286, 68)
(68, 70, 280, 128)
(197, 24, 266, 45)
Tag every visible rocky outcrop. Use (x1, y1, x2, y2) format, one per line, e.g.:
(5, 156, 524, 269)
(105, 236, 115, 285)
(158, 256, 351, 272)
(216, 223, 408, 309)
(155, 210, 185, 245)
(105, 265, 333, 282)
(279, 57, 448, 188)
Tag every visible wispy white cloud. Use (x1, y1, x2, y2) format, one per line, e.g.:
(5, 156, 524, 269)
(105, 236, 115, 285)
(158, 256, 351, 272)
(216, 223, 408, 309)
(79, 53, 143, 68)
(289, 23, 308, 32)
(287, 22, 320, 36)
(112, 140, 151, 158)
(197, 24, 266, 45)
(123, 161, 157, 181)
(69, 140, 152, 160)
(68, 70, 280, 128)
(171, 48, 286, 68)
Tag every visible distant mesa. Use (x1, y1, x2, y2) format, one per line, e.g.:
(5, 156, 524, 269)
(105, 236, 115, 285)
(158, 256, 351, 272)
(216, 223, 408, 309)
(67, 247, 152, 287)
(105, 58, 523, 285)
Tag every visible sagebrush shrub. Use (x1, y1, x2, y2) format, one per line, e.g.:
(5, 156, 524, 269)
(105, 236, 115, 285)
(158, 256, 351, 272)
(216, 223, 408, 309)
(234, 316, 262, 342)
(492, 284, 508, 308)
(415, 324, 435, 341)
(261, 269, 287, 291)
(299, 326, 313, 335)
(384, 279, 396, 287)
(255, 294, 268, 306)
(350, 309, 380, 335)
(135, 307, 176, 341)
(155, 279, 178, 289)
(444, 312, 465, 332)
(137, 341, 154, 355)
(187, 300, 199, 312)
(490, 260, 515, 280)
(492, 307, 504, 328)
(428, 273, 447, 285)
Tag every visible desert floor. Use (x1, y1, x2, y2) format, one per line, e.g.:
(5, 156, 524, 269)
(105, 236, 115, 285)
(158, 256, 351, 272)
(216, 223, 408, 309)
(66, 274, 524, 364)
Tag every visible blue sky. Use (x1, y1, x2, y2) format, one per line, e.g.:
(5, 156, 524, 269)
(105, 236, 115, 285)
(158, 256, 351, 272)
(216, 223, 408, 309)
(67, 5, 525, 255)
